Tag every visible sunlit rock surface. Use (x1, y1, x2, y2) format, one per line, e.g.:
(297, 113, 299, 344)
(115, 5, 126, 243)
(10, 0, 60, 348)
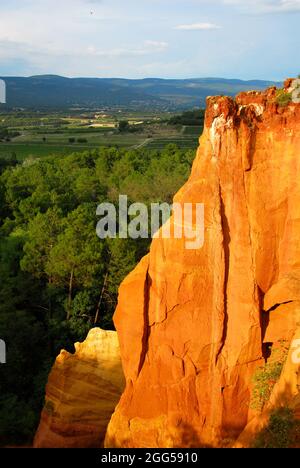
(34, 328, 124, 448)
(105, 81, 300, 448)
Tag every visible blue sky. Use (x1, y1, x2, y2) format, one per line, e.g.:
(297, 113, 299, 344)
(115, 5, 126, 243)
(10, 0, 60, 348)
(0, 0, 299, 79)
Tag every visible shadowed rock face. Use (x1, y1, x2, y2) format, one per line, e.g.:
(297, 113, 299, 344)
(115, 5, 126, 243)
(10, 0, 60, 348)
(105, 83, 300, 448)
(34, 328, 125, 448)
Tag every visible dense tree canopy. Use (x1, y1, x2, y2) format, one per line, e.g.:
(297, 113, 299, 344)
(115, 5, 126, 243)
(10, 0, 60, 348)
(167, 109, 205, 127)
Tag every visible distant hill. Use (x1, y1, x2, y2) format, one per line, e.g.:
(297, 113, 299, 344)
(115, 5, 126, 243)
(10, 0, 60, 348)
(0, 75, 281, 110)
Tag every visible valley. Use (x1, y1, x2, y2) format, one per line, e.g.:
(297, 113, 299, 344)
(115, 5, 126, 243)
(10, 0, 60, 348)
(0, 108, 202, 160)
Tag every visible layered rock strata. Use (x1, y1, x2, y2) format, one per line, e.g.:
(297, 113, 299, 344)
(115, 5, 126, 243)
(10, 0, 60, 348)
(34, 328, 124, 448)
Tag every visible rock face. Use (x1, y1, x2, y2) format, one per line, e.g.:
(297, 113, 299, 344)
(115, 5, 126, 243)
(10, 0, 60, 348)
(34, 328, 125, 448)
(105, 83, 300, 448)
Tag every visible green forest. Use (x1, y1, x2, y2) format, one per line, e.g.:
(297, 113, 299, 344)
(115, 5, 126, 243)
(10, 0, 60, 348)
(0, 144, 195, 445)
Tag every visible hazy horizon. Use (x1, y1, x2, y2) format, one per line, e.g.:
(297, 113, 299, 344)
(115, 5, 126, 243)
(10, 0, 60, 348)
(0, 74, 283, 82)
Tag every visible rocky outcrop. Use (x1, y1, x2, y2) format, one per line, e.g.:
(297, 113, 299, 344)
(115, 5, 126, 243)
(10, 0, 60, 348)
(34, 328, 124, 448)
(105, 81, 300, 448)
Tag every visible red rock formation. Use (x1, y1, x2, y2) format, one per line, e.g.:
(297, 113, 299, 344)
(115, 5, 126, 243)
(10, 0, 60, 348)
(105, 86, 300, 448)
(34, 328, 124, 448)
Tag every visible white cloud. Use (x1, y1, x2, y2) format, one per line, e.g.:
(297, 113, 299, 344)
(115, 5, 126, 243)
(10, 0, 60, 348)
(175, 22, 221, 30)
(267, 0, 300, 12)
(144, 41, 169, 51)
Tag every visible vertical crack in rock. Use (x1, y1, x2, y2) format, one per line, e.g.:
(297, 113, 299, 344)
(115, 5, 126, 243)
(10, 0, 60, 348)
(216, 187, 230, 363)
(241, 142, 262, 339)
(137, 271, 150, 376)
(240, 107, 258, 172)
(258, 285, 269, 360)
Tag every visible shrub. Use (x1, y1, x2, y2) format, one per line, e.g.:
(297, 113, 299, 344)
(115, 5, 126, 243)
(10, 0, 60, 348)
(253, 407, 300, 448)
(250, 341, 289, 411)
(77, 138, 88, 143)
(276, 89, 292, 107)
(118, 120, 130, 132)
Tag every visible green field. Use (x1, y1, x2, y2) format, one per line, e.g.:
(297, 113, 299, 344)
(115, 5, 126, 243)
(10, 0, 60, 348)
(0, 137, 147, 161)
(0, 143, 98, 160)
(145, 137, 199, 150)
(182, 125, 202, 135)
(0, 108, 203, 160)
(1, 141, 200, 161)
(0, 134, 200, 160)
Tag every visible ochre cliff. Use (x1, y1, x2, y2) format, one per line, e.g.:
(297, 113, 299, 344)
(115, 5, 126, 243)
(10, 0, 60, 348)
(34, 328, 124, 448)
(105, 81, 300, 448)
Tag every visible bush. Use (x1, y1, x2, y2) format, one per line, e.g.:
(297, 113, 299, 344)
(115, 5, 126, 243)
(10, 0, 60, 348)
(276, 89, 292, 107)
(250, 342, 289, 411)
(77, 138, 88, 143)
(168, 109, 205, 126)
(253, 408, 300, 448)
(118, 120, 130, 132)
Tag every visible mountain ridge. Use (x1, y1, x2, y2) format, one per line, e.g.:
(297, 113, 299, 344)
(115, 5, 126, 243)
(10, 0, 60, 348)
(0, 75, 281, 110)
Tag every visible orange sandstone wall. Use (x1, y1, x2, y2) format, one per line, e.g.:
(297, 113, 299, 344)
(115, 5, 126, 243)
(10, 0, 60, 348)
(34, 328, 125, 448)
(105, 85, 300, 447)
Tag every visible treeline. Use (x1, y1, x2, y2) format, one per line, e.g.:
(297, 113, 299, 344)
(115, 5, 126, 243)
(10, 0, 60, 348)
(0, 144, 195, 444)
(168, 109, 205, 126)
(34, 126, 111, 135)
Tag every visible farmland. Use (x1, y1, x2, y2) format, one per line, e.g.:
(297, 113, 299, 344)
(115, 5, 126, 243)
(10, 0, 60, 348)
(0, 108, 204, 160)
